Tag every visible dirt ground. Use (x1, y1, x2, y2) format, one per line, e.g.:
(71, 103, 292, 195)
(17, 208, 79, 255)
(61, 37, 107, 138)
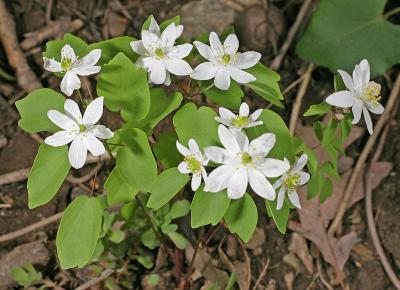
(1, 0, 400, 289)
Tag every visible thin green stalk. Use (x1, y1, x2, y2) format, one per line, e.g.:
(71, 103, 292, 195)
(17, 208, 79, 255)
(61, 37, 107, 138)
(384, 7, 400, 19)
(135, 195, 163, 242)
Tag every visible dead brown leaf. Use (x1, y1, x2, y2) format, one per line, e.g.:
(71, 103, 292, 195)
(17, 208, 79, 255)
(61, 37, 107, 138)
(289, 233, 314, 274)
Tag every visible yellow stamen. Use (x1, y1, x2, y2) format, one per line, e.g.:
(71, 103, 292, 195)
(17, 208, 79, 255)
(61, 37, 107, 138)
(155, 48, 165, 59)
(231, 116, 250, 127)
(283, 173, 300, 190)
(240, 152, 253, 165)
(184, 155, 202, 174)
(362, 81, 381, 104)
(61, 57, 72, 71)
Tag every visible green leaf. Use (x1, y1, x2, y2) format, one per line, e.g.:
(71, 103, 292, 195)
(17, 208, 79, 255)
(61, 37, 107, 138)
(97, 52, 150, 122)
(142, 15, 180, 31)
(137, 255, 154, 269)
(244, 63, 284, 108)
(11, 264, 42, 288)
(126, 88, 183, 134)
(334, 73, 346, 92)
(105, 167, 138, 206)
(161, 224, 178, 234)
(141, 229, 160, 249)
(246, 109, 295, 162)
(224, 193, 258, 242)
(16, 89, 65, 133)
(320, 178, 333, 203)
(153, 132, 181, 168)
(147, 167, 190, 210)
(87, 36, 137, 65)
(167, 232, 188, 249)
(116, 128, 158, 192)
(191, 187, 231, 228)
(28, 144, 70, 208)
(56, 196, 103, 269)
(265, 199, 290, 234)
(168, 200, 190, 219)
(224, 272, 237, 290)
(296, 0, 400, 76)
(199, 80, 243, 109)
(108, 230, 125, 243)
(303, 102, 331, 116)
(173, 103, 219, 149)
(43, 33, 88, 61)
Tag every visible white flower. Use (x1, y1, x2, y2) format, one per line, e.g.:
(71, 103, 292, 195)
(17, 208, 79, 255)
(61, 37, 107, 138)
(176, 139, 208, 191)
(204, 125, 289, 200)
(191, 32, 261, 90)
(44, 97, 113, 169)
(130, 17, 193, 85)
(325, 59, 384, 134)
(43, 45, 101, 97)
(273, 154, 310, 210)
(215, 102, 263, 130)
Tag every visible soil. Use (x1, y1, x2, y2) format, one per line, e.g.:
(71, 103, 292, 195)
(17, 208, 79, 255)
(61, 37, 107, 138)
(1, 0, 400, 289)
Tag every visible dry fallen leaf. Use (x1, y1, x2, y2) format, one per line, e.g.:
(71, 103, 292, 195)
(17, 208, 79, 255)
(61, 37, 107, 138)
(245, 227, 265, 250)
(289, 232, 314, 274)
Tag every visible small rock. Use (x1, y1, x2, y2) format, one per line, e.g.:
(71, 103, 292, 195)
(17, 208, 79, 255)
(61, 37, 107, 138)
(0, 135, 7, 149)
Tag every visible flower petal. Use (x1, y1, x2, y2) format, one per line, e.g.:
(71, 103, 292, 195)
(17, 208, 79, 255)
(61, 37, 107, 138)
(288, 190, 301, 209)
(214, 67, 231, 90)
(45, 130, 77, 146)
(164, 71, 171, 86)
(366, 102, 384, 115)
(68, 137, 87, 169)
(256, 158, 289, 178)
(219, 107, 236, 120)
(85, 135, 105, 156)
(227, 168, 248, 199)
(352, 64, 363, 91)
(149, 17, 160, 36)
(191, 174, 202, 191)
(169, 44, 193, 58)
(218, 125, 240, 154)
(325, 91, 354, 108)
(72, 65, 101, 76)
(338, 70, 356, 92)
(193, 41, 215, 62)
(248, 168, 275, 200)
(178, 161, 190, 174)
(64, 99, 83, 124)
(359, 59, 370, 88)
(273, 176, 285, 190)
(61, 44, 77, 63)
(204, 146, 234, 164)
(72, 49, 101, 74)
(276, 187, 286, 210)
(176, 141, 190, 156)
(43, 57, 62, 72)
(83, 97, 104, 125)
(363, 106, 373, 134)
(204, 164, 237, 192)
(292, 154, 308, 172)
(160, 23, 179, 48)
(130, 40, 146, 55)
(232, 51, 261, 69)
(239, 102, 249, 116)
(60, 71, 81, 96)
(150, 60, 166, 84)
(250, 109, 263, 120)
(299, 171, 310, 185)
(231, 130, 249, 152)
(48, 110, 78, 131)
(191, 62, 217, 80)
(142, 30, 160, 53)
(88, 125, 113, 139)
(352, 100, 363, 124)
(188, 139, 200, 154)
(209, 32, 223, 56)
(164, 58, 192, 76)
(249, 133, 275, 157)
(227, 66, 256, 84)
(223, 34, 239, 55)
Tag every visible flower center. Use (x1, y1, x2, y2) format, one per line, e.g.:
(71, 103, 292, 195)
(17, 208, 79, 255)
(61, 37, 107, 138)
(283, 173, 300, 190)
(184, 155, 202, 174)
(222, 54, 231, 64)
(155, 48, 165, 59)
(79, 124, 86, 132)
(362, 81, 381, 104)
(231, 116, 250, 127)
(61, 57, 72, 71)
(240, 152, 253, 165)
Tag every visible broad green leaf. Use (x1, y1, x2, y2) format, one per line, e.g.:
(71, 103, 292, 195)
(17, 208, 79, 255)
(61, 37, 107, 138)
(28, 144, 70, 208)
(116, 128, 157, 191)
(296, 0, 400, 76)
(307, 170, 324, 199)
(152, 132, 181, 168)
(147, 167, 190, 210)
(224, 193, 257, 242)
(167, 232, 188, 249)
(303, 102, 331, 116)
(126, 88, 183, 134)
(56, 196, 103, 269)
(161, 224, 178, 234)
(108, 230, 125, 243)
(16, 89, 65, 133)
(320, 178, 333, 203)
(105, 167, 138, 206)
(191, 187, 230, 228)
(87, 36, 137, 65)
(199, 80, 243, 109)
(266, 199, 290, 234)
(97, 52, 151, 122)
(168, 200, 190, 219)
(137, 255, 154, 269)
(334, 73, 346, 92)
(247, 109, 295, 162)
(173, 103, 219, 149)
(43, 33, 88, 60)
(141, 229, 160, 249)
(244, 63, 284, 108)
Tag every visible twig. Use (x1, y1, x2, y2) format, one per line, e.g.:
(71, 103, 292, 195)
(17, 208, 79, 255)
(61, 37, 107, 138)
(0, 203, 11, 208)
(0, 0, 42, 92)
(328, 73, 400, 237)
(289, 63, 314, 134)
(270, 0, 314, 71)
(316, 257, 334, 290)
(282, 74, 307, 95)
(185, 227, 205, 289)
(45, 0, 53, 23)
(252, 259, 270, 290)
(364, 100, 400, 289)
(0, 211, 64, 243)
(66, 162, 103, 184)
(237, 238, 252, 290)
(75, 269, 114, 290)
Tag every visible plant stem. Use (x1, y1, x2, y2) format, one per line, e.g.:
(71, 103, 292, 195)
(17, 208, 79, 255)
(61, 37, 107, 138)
(135, 195, 163, 242)
(184, 227, 205, 288)
(89, 157, 101, 196)
(76, 90, 85, 106)
(105, 143, 116, 164)
(384, 7, 400, 19)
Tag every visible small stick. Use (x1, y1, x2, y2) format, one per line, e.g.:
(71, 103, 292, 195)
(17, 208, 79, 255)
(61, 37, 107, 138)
(0, 211, 64, 243)
(289, 63, 314, 134)
(252, 259, 270, 290)
(184, 227, 205, 289)
(328, 73, 400, 237)
(282, 74, 307, 95)
(270, 0, 314, 71)
(75, 269, 114, 290)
